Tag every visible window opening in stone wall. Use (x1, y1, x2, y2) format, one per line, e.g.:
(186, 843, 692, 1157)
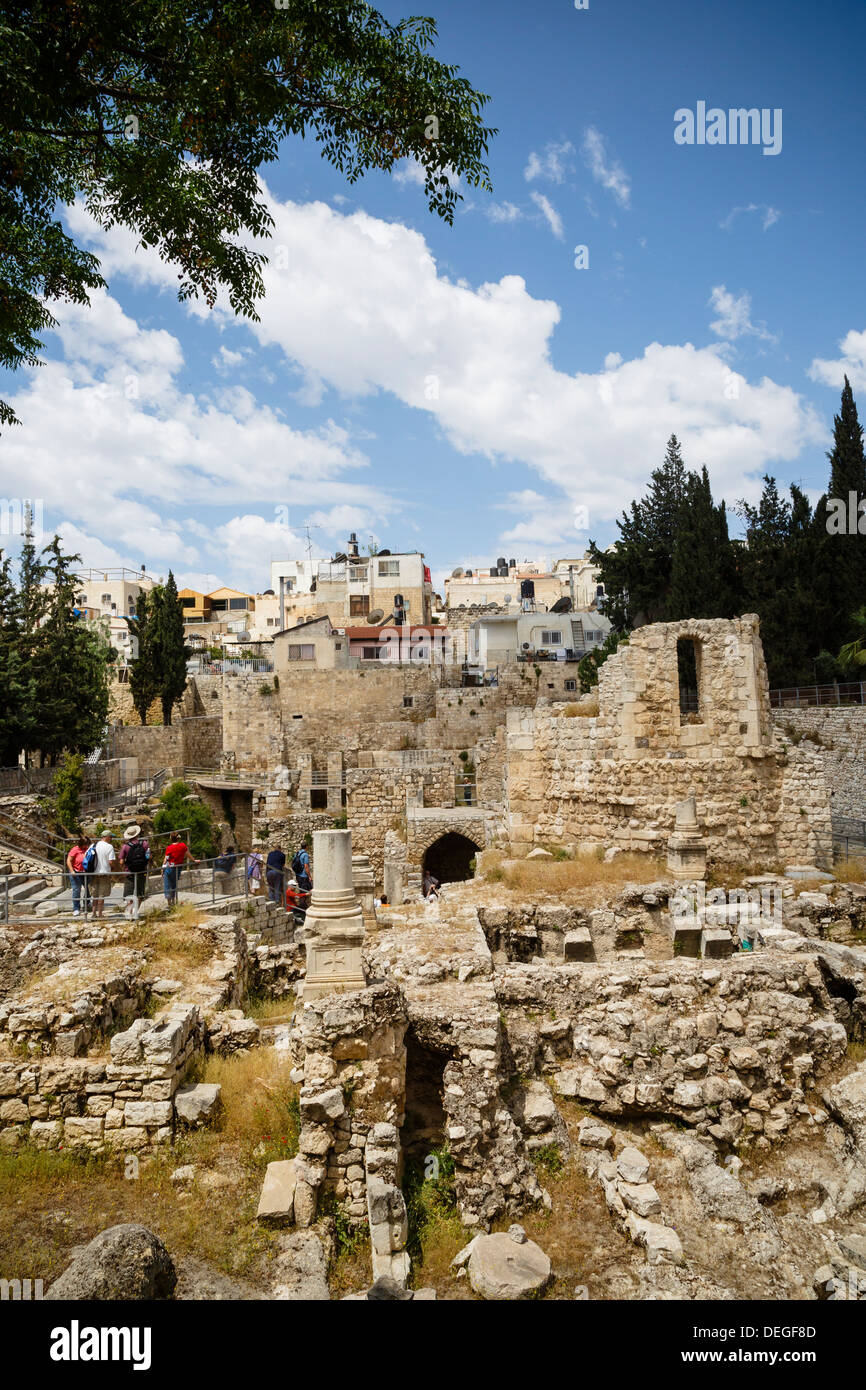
(677, 637, 703, 722)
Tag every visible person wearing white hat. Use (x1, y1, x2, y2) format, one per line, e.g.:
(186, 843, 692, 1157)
(120, 824, 150, 919)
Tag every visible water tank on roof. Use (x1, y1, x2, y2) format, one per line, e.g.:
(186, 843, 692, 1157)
(509, 558, 516, 569)
(379, 548, 391, 556)
(489, 567, 498, 577)
(451, 567, 464, 578)
(465, 569, 473, 577)
(394, 593, 405, 607)
(520, 578, 536, 599)
(498, 566, 509, 577)
(496, 557, 506, 569)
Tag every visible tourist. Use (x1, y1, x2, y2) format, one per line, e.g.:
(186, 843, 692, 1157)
(422, 870, 440, 900)
(285, 876, 310, 920)
(213, 844, 237, 896)
(66, 835, 91, 917)
(247, 846, 264, 895)
(119, 824, 150, 920)
(162, 833, 195, 906)
(374, 892, 389, 909)
(293, 842, 313, 892)
(91, 833, 118, 917)
(266, 844, 287, 903)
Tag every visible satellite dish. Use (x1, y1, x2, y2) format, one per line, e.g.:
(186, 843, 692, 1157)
(550, 596, 573, 613)
(367, 608, 385, 625)
(334, 551, 347, 563)
(451, 567, 464, 578)
(379, 548, 391, 556)
(236, 631, 251, 643)
(521, 641, 531, 650)
(504, 594, 512, 605)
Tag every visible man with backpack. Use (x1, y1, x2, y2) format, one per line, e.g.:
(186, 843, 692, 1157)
(120, 825, 150, 919)
(292, 844, 313, 893)
(89, 833, 118, 917)
(265, 844, 287, 904)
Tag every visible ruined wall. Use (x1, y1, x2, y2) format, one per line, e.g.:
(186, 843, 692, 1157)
(772, 707, 866, 820)
(505, 618, 832, 868)
(496, 952, 848, 1144)
(110, 714, 222, 776)
(346, 764, 455, 883)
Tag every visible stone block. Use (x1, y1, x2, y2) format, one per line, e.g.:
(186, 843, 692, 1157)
(124, 1100, 173, 1127)
(563, 928, 595, 962)
(256, 1160, 297, 1226)
(701, 928, 733, 960)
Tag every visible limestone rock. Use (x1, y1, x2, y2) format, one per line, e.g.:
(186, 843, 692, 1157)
(256, 1159, 297, 1227)
(616, 1145, 650, 1185)
(174, 1082, 222, 1126)
(271, 1230, 330, 1300)
(468, 1231, 552, 1300)
(46, 1224, 176, 1300)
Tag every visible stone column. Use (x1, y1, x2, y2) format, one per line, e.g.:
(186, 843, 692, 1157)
(301, 829, 367, 999)
(666, 794, 708, 881)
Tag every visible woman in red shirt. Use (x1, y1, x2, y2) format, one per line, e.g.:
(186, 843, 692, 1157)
(162, 834, 197, 905)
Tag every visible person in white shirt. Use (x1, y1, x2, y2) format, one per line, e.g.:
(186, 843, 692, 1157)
(91, 834, 118, 917)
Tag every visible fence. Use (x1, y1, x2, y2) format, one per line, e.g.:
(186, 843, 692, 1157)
(0, 849, 292, 922)
(0, 810, 190, 870)
(770, 682, 866, 709)
(187, 657, 274, 675)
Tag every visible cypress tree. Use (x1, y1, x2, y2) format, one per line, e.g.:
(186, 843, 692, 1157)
(824, 376, 866, 637)
(129, 590, 159, 725)
(152, 571, 189, 725)
(668, 467, 739, 620)
(36, 538, 112, 761)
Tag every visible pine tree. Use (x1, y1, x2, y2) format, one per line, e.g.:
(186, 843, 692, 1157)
(0, 550, 33, 765)
(36, 538, 112, 761)
(738, 477, 820, 686)
(151, 572, 189, 725)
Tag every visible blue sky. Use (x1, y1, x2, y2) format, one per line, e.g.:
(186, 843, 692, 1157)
(4, 0, 865, 595)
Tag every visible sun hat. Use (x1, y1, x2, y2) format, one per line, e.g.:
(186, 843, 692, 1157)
(124, 824, 141, 840)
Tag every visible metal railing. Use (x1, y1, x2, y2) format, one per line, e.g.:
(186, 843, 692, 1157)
(0, 848, 288, 922)
(770, 682, 866, 708)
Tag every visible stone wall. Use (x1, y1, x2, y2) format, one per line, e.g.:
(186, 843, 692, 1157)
(346, 764, 456, 883)
(496, 951, 848, 1144)
(504, 617, 833, 868)
(772, 707, 866, 820)
(0, 1004, 205, 1153)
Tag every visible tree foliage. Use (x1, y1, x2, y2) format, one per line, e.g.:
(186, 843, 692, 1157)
(0, 521, 112, 766)
(130, 571, 189, 725)
(1, 0, 494, 426)
(153, 778, 218, 857)
(589, 382, 866, 688)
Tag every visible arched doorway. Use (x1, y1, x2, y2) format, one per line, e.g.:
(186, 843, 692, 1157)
(422, 832, 480, 885)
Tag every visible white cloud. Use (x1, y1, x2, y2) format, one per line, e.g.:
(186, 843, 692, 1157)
(720, 203, 781, 232)
(485, 201, 524, 224)
(530, 191, 565, 240)
(393, 156, 460, 190)
(581, 127, 631, 209)
(809, 329, 866, 392)
(212, 345, 246, 372)
(708, 285, 778, 343)
(524, 140, 575, 184)
(29, 191, 826, 571)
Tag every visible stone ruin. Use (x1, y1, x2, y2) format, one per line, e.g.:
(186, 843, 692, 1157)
(2, 616, 866, 1301)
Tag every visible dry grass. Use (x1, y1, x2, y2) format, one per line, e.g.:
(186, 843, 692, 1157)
(561, 694, 598, 718)
(833, 858, 866, 884)
(196, 1046, 300, 1166)
(483, 849, 666, 895)
(126, 906, 214, 980)
(0, 1142, 278, 1290)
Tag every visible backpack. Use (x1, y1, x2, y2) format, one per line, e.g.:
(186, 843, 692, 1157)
(82, 844, 98, 874)
(291, 850, 306, 877)
(125, 840, 148, 873)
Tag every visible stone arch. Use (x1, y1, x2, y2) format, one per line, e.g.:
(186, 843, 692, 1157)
(422, 831, 481, 885)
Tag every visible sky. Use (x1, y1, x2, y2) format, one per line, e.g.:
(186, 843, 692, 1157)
(3, 0, 866, 597)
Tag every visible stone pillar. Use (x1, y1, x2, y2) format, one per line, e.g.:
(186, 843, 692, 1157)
(301, 830, 367, 1000)
(326, 751, 344, 813)
(666, 794, 708, 881)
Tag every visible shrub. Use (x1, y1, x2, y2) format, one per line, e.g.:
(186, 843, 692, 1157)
(153, 779, 219, 858)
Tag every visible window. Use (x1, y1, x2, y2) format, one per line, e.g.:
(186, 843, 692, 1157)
(210, 599, 227, 611)
(180, 596, 196, 608)
(362, 646, 380, 660)
(565, 679, 577, 692)
(677, 637, 702, 720)
(350, 595, 370, 617)
(540, 629, 563, 646)
(287, 644, 315, 661)
(378, 559, 400, 577)
(101, 592, 111, 603)
(229, 597, 248, 610)
(403, 696, 414, 708)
